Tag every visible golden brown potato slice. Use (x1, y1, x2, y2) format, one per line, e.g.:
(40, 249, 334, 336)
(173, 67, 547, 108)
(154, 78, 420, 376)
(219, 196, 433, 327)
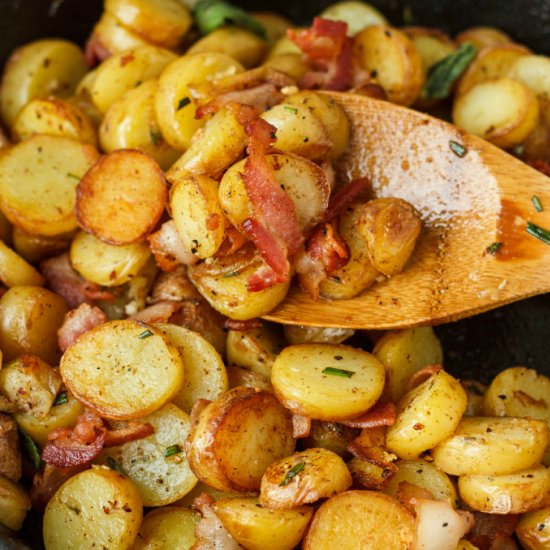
(186, 387, 294, 493)
(320, 1, 387, 35)
(0, 475, 30, 531)
(303, 490, 416, 550)
(214, 497, 313, 550)
(516, 506, 550, 550)
(12, 228, 71, 265)
(0, 239, 44, 287)
(0, 135, 99, 237)
(456, 26, 514, 50)
(43, 467, 142, 550)
(262, 54, 309, 84)
(76, 150, 167, 245)
(60, 320, 184, 420)
(226, 366, 273, 392)
(260, 448, 352, 509)
(404, 27, 456, 72)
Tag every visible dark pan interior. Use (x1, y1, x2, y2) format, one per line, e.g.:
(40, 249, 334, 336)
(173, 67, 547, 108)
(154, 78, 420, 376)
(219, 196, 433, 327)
(1, 0, 550, 547)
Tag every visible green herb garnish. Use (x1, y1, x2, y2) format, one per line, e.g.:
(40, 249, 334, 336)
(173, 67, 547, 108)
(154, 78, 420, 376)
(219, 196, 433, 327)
(107, 457, 128, 476)
(150, 130, 162, 145)
(284, 106, 298, 114)
(177, 97, 191, 110)
(322, 367, 355, 378)
(532, 195, 543, 212)
(193, 0, 266, 38)
(138, 329, 154, 339)
(279, 462, 305, 486)
(19, 429, 42, 470)
(67, 173, 81, 181)
(422, 43, 477, 100)
(526, 221, 550, 245)
(449, 140, 468, 158)
(53, 391, 68, 406)
(165, 444, 183, 457)
(485, 242, 503, 255)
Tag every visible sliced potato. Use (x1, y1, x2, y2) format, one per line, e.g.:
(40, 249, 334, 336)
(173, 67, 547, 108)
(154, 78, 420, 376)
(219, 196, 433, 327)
(70, 230, 152, 287)
(0, 286, 68, 364)
(303, 421, 359, 457)
(226, 366, 273, 392)
(267, 33, 302, 59)
(271, 343, 386, 421)
(353, 25, 424, 106)
(262, 53, 309, 83)
(453, 78, 539, 148)
(260, 448, 352, 509)
(404, 27, 456, 72)
(0, 239, 44, 287)
(462, 380, 487, 416)
(76, 149, 167, 245)
(432, 416, 549, 476)
(154, 323, 228, 414)
(60, 320, 184, 419)
(373, 327, 443, 403)
(186, 387, 294, 493)
(0, 135, 99, 237)
(320, 1, 388, 35)
(105, 0, 192, 49)
(12, 227, 71, 265)
(347, 457, 393, 490)
(0, 475, 30, 531)
(0, 39, 87, 127)
(252, 12, 292, 46)
(516, 506, 550, 550)
(458, 466, 550, 514)
(214, 497, 313, 550)
(283, 325, 354, 345)
(386, 370, 467, 460)
(155, 53, 244, 151)
(90, 46, 177, 114)
(303, 490, 416, 550)
(133, 506, 200, 550)
(456, 26, 514, 50)
(100, 403, 197, 506)
(43, 467, 142, 550)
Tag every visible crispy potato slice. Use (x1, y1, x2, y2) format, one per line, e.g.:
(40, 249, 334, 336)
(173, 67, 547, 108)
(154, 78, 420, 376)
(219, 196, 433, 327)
(303, 490, 416, 550)
(260, 448, 352, 509)
(320, 1, 387, 35)
(252, 12, 292, 46)
(271, 343, 386, 421)
(43, 467, 142, 550)
(516, 506, 550, 550)
(0, 240, 44, 287)
(347, 457, 394, 490)
(133, 506, 200, 549)
(0, 475, 30, 531)
(0, 39, 87, 127)
(214, 497, 313, 550)
(386, 370, 467, 459)
(76, 149, 167, 245)
(60, 320, 184, 420)
(12, 228, 71, 265)
(154, 323, 228, 414)
(0, 286, 68, 364)
(432, 416, 549, 475)
(105, 0, 192, 49)
(186, 387, 294, 493)
(458, 466, 550, 514)
(100, 403, 197, 506)
(0, 135, 99, 237)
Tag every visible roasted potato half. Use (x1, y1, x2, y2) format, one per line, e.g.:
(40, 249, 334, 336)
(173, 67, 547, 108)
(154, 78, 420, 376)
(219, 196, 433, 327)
(0, 239, 44, 288)
(0, 475, 30, 531)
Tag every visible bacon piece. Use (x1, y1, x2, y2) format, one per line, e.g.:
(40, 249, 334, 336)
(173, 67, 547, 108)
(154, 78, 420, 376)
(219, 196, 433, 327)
(407, 364, 444, 391)
(528, 159, 550, 177)
(31, 463, 88, 511)
(0, 414, 22, 482)
(58, 303, 108, 352)
(347, 426, 398, 476)
(339, 403, 397, 429)
(224, 318, 263, 331)
(289, 17, 353, 91)
(82, 282, 117, 303)
(292, 414, 311, 439)
(84, 34, 111, 67)
(103, 421, 154, 447)
(215, 226, 247, 257)
(150, 265, 201, 303)
(469, 513, 520, 550)
(42, 430, 105, 468)
(129, 300, 182, 323)
(148, 220, 198, 272)
(321, 177, 371, 223)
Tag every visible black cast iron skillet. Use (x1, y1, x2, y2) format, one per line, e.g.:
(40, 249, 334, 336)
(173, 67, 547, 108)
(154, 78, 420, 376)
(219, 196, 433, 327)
(1, 0, 550, 547)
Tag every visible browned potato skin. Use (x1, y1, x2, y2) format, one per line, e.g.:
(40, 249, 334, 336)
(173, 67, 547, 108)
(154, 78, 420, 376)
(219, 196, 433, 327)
(186, 387, 295, 494)
(0, 414, 21, 482)
(303, 421, 359, 457)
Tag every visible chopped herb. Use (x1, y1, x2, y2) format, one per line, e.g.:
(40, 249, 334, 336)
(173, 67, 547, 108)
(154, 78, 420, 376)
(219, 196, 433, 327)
(279, 461, 305, 486)
(164, 444, 183, 457)
(138, 329, 154, 339)
(177, 97, 191, 110)
(53, 391, 68, 406)
(223, 270, 241, 278)
(532, 195, 543, 212)
(107, 457, 128, 476)
(284, 106, 298, 114)
(19, 429, 42, 470)
(527, 221, 550, 245)
(449, 140, 467, 158)
(322, 367, 355, 378)
(422, 43, 477, 100)
(150, 130, 162, 145)
(485, 242, 502, 255)
(67, 172, 81, 180)
(193, 0, 266, 38)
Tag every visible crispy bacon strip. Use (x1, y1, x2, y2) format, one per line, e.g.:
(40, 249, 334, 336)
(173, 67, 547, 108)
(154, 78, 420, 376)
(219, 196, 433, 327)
(339, 402, 397, 429)
(42, 430, 105, 468)
(321, 177, 370, 223)
(103, 422, 154, 447)
(129, 300, 182, 323)
(224, 318, 263, 331)
(148, 220, 198, 272)
(407, 364, 444, 391)
(58, 303, 108, 352)
(215, 226, 248, 257)
(289, 17, 353, 91)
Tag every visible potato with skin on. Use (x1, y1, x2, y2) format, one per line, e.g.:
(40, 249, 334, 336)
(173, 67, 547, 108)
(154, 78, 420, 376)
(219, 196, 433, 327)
(320, 1, 388, 35)
(43, 467, 142, 550)
(456, 26, 514, 50)
(252, 12, 292, 46)
(260, 448, 352, 509)
(60, 320, 184, 420)
(226, 366, 273, 392)
(271, 343, 386, 421)
(0, 475, 30, 531)
(0, 135, 99, 237)
(303, 421, 359, 457)
(12, 228, 71, 265)
(516, 507, 550, 550)
(0, 240, 44, 287)
(0, 39, 88, 128)
(0, 414, 22, 482)
(262, 54, 310, 84)
(347, 457, 393, 490)
(403, 27, 456, 72)
(186, 387, 295, 493)
(133, 506, 200, 550)
(0, 286, 68, 365)
(386, 370, 467, 460)
(76, 149, 167, 246)
(303, 490, 416, 550)
(284, 325, 354, 345)
(432, 416, 549, 476)
(214, 497, 313, 550)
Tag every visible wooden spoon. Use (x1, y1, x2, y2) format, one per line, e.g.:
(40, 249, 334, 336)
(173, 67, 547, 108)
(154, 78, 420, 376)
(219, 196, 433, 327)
(264, 92, 550, 329)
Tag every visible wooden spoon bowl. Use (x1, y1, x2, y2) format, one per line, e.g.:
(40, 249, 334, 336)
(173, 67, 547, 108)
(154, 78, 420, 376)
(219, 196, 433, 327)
(265, 92, 550, 329)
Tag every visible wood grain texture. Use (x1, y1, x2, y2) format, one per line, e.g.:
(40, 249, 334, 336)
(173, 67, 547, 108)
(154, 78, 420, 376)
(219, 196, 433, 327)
(265, 93, 550, 329)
